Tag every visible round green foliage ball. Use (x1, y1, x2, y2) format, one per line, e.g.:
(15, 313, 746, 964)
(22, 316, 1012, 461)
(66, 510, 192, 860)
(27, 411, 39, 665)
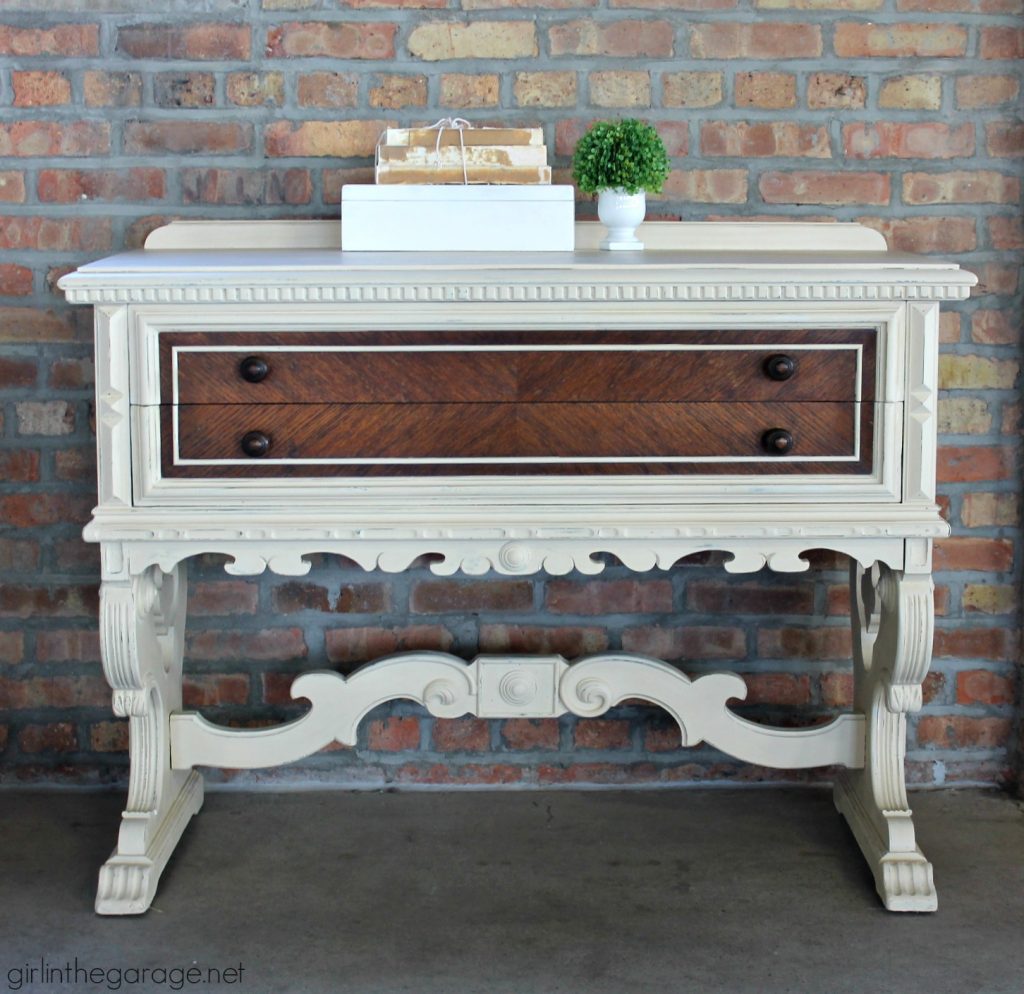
(571, 119, 671, 196)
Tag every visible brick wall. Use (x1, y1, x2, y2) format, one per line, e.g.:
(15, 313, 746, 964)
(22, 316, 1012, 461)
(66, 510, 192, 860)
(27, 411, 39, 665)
(0, 0, 1020, 790)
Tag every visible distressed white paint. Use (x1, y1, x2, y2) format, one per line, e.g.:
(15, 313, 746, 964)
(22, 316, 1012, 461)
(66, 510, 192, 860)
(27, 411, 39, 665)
(56, 221, 975, 915)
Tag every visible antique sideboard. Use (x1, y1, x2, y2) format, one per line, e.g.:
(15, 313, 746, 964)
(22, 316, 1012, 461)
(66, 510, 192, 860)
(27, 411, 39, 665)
(59, 219, 975, 915)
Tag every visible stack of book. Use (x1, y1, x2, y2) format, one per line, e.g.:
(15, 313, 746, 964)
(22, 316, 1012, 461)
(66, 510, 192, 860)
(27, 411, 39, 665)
(375, 126, 551, 186)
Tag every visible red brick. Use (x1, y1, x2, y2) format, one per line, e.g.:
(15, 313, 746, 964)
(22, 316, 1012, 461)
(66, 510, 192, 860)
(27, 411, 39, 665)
(0, 585, 97, 619)
(183, 674, 250, 707)
(181, 168, 311, 206)
(971, 263, 1019, 295)
(546, 578, 672, 615)
(0, 308, 86, 344)
(369, 74, 427, 109)
(0, 24, 98, 56)
(690, 22, 821, 58)
(35, 629, 100, 663)
(757, 627, 852, 660)
(227, 71, 285, 107)
(937, 445, 1013, 483)
(980, 26, 1024, 59)
(934, 537, 1013, 572)
(125, 122, 251, 156)
(658, 168, 747, 203)
(807, 71, 866, 109)
(0, 356, 36, 388)
(54, 448, 93, 481)
(613, 0, 734, 5)
(336, 583, 390, 613)
(573, 718, 631, 749)
(902, 170, 1019, 205)
(154, 72, 215, 108)
(478, 624, 608, 656)
(539, 761, 658, 784)
(11, 71, 70, 107)
(621, 625, 746, 660)
(18, 723, 77, 754)
(956, 670, 1014, 706)
(821, 672, 853, 707)
(0, 172, 25, 203)
(986, 122, 1024, 158)
(187, 628, 307, 662)
(834, 22, 966, 57)
(266, 21, 396, 58)
(735, 72, 796, 109)
(760, 170, 889, 205)
(296, 72, 359, 107)
(955, 74, 1019, 109)
(412, 579, 533, 613)
(433, 717, 490, 751)
(0, 675, 108, 709)
(264, 120, 387, 158)
(971, 310, 1019, 345)
(392, 762, 523, 785)
(860, 216, 976, 253)
(325, 625, 453, 666)
(90, 721, 128, 753)
(117, 23, 250, 60)
(917, 715, 1011, 748)
(701, 122, 830, 158)
(84, 71, 142, 107)
(549, 19, 673, 56)
(990, 216, 1023, 250)
(344, 0, 447, 6)
(188, 581, 259, 616)
(52, 539, 99, 574)
(0, 493, 92, 529)
(0, 538, 40, 573)
(934, 628, 1017, 661)
(0, 632, 24, 664)
(0, 121, 110, 157)
(501, 718, 560, 750)
(48, 358, 93, 390)
(367, 716, 420, 751)
(37, 168, 165, 204)
(742, 673, 812, 706)
(844, 122, 974, 159)
(685, 579, 814, 614)
(644, 722, 682, 752)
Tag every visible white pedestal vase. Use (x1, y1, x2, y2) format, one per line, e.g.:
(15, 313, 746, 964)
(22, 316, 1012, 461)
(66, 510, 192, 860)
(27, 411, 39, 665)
(597, 189, 646, 250)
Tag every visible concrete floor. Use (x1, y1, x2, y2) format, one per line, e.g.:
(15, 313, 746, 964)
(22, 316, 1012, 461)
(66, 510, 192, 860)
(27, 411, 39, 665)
(0, 788, 1022, 994)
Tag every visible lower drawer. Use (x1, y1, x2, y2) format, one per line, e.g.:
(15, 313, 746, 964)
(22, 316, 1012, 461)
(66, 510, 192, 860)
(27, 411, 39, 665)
(161, 401, 873, 477)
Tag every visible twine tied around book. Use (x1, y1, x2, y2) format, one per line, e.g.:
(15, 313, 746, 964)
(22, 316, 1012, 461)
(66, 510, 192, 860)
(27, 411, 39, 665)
(376, 118, 505, 185)
(425, 117, 473, 184)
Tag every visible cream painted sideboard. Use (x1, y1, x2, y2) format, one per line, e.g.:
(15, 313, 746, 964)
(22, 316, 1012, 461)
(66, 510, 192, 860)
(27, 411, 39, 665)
(59, 220, 975, 915)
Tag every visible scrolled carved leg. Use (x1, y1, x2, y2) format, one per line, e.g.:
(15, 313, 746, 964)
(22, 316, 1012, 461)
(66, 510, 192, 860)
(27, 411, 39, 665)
(96, 554, 203, 915)
(833, 560, 937, 912)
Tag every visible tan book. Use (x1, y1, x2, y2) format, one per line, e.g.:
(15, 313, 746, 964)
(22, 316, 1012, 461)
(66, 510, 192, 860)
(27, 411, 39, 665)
(384, 127, 544, 148)
(375, 164, 552, 185)
(378, 144, 548, 169)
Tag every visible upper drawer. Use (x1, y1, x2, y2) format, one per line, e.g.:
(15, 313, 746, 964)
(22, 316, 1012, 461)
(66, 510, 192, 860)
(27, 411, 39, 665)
(159, 329, 876, 406)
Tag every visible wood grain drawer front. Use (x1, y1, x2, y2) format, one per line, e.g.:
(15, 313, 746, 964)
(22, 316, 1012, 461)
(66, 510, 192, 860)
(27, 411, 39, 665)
(165, 400, 873, 477)
(163, 329, 875, 405)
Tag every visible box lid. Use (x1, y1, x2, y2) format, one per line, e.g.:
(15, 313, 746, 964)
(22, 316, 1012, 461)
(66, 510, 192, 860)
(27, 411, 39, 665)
(342, 184, 574, 203)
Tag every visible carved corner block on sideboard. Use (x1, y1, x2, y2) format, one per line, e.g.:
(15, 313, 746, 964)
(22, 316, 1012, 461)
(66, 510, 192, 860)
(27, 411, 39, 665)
(58, 220, 976, 916)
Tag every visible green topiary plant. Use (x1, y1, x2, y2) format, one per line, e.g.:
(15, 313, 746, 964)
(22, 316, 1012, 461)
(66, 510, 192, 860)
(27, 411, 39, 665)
(571, 119, 670, 196)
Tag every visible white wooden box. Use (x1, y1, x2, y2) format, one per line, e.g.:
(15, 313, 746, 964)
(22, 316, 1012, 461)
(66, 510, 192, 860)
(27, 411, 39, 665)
(341, 184, 575, 251)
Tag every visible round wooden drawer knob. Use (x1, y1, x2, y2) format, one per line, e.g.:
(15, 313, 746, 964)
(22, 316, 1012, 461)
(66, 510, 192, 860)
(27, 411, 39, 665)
(240, 431, 271, 458)
(764, 354, 796, 381)
(762, 428, 794, 455)
(239, 356, 269, 383)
